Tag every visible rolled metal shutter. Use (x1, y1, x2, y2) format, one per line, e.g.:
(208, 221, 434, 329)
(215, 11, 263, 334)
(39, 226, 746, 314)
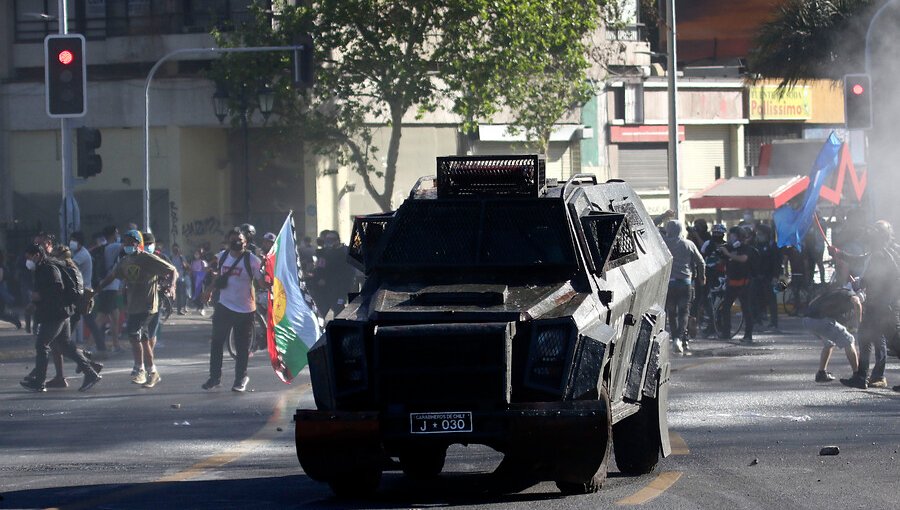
(617, 143, 668, 190)
(681, 125, 731, 191)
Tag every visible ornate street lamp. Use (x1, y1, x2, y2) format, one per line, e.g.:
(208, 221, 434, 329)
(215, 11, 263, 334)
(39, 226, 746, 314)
(212, 85, 229, 124)
(257, 84, 275, 120)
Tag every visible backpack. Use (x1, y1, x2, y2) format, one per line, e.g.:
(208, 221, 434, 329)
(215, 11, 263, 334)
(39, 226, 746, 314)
(217, 250, 256, 288)
(90, 247, 107, 289)
(48, 258, 91, 315)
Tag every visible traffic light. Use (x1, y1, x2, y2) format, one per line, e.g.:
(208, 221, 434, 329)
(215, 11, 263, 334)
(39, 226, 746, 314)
(76, 127, 102, 178)
(844, 73, 872, 130)
(44, 34, 87, 118)
(292, 35, 314, 88)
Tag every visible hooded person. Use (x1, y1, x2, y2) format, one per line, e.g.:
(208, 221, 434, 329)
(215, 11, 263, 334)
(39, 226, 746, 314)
(664, 220, 705, 353)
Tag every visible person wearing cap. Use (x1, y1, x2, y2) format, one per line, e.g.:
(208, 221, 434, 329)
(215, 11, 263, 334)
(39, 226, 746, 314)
(260, 232, 276, 256)
(98, 230, 176, 388)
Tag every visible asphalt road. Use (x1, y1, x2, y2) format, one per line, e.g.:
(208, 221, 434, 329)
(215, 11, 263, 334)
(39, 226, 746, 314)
(0, 314, 898, 509)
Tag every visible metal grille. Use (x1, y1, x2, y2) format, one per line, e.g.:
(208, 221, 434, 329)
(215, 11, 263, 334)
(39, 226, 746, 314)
(437, 155, 545, 198)
(480, 200, 574, 265)
(374, 323, 510, 408)
(607, 217, 638, 269)
(377, 199, 575, 269)
(580, 212, 626, 271)
(348, 213, 393, 272)
(379, 202, 481, 267)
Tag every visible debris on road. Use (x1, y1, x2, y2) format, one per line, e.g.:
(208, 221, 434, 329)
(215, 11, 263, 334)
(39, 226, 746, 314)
(749, 458, 759, 466)
(819, 446, 840, 456)
(171, 404, 181, 409)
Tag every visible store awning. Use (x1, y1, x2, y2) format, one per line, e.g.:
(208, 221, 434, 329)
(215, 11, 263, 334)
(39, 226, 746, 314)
(478, 124, 583, 142)
(688, 175, 809, 210)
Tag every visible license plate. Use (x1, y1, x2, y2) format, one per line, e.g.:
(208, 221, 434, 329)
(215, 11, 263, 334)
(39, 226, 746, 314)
(410, 412, 473, 434)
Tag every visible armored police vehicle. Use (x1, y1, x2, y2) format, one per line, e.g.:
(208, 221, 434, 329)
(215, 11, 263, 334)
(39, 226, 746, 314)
(295, 155, 673, 497)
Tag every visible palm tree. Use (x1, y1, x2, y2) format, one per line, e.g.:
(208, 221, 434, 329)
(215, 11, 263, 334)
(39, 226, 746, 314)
(749, 0, 876, 88)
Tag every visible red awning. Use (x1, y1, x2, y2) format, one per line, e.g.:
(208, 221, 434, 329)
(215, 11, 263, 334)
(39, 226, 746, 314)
(688, 175, 809, 210)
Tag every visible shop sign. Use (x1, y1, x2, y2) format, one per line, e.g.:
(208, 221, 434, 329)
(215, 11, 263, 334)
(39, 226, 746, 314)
(749, 85, 812, 120)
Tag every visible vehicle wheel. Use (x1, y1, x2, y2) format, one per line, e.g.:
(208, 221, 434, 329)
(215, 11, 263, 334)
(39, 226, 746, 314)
(254, 312, 267, 351)
(159, 295, 173, 323)
(554, 386, 612, 494)
(399, 445, 447, 480)
(613, 394, 662, 475)
(326, 465, 383, 499)
(226, 329, 238, 360)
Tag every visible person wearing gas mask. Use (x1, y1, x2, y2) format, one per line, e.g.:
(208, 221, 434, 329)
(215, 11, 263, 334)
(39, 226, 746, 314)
(201, 227, 267, 392)
(753, 224, 783, 332)
(97, 231, 176, 389)
(718, 226, 757, 344)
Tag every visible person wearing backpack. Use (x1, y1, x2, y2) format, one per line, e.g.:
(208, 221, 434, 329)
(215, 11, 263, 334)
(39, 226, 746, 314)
(201, 227, 266, 392)
(97, 230, 176, 389)
(19, 244, 101, 392)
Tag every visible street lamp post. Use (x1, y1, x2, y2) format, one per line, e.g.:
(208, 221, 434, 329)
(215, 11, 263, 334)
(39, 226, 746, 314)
(665, 0, 681, 219)
(212, 84, 275, 223)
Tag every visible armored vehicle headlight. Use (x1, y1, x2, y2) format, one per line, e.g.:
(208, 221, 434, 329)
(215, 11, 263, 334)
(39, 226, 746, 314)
(524, 320, 576, 395)
(328, 322, 368, 396)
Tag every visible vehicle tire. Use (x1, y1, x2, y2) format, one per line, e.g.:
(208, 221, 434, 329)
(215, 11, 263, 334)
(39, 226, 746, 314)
(613, 395, 662, 475)
(326, 465, 383, 499)
(227, 320, 258, 361)
(253, 312, 267, 351)
(554, 387, 612, 494)
(159, 294, 173, 323)
(714, 298, 743, 339)
(399, 445, 447, 480)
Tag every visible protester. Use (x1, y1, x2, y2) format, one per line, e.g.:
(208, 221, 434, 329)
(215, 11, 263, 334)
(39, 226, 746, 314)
(94, 226, 124, 352)
(802, 286, 861, 383)
(260, 232, 276, 256)
(718, 226, 756, 344)
(699, 223, 727, 337)
(835, 221, 900, 389)
(190, 248, 208, 315)
(753, 224, 782, 332)
(311, 230, 357, 320)
(170, 243, 190, 315)
(97, 230, 176, 389)
(19, 244, 101, 392)
(663, 220, 705, 354)
(201, 227, 266, 392)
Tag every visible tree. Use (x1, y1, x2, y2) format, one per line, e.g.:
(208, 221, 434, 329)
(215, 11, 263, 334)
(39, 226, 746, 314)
(748, 0, 876, 89)
(210, 1, 613, 212)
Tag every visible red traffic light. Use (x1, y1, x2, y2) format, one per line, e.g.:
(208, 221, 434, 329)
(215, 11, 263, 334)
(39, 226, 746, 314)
(58, 50, 74, 65)
(851, 83, 865, 95)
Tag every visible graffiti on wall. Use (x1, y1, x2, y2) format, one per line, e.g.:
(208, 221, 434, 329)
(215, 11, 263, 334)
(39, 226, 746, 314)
(181, 216, 225, 246)
(169, 201, 179, 244)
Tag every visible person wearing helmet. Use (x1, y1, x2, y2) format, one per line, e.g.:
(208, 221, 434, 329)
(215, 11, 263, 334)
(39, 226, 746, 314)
(718, 226, 756, 343)
(240, 223, 261, 257)
(834, 221, 900, 389)
(699, 224, 727, 337)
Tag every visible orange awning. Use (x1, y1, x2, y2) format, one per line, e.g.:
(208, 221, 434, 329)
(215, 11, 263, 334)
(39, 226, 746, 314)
(689, 175, 809, 210)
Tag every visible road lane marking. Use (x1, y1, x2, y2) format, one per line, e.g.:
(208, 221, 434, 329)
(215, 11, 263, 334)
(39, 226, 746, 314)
(46, 381, 311, 510)
(669, 431, 690, 455)
(615, 471, 683, 506)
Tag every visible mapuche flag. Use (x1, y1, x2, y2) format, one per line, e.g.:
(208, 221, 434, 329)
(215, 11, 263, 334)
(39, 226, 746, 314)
(265, 212, 322, 383)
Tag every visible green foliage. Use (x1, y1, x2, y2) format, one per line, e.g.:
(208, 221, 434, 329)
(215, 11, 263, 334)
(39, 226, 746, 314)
(210, 0, 607, 211)
(749, 0, 875, 89)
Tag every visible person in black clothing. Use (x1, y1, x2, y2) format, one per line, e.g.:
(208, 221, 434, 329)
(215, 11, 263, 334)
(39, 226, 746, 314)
(19, 245, 101, 392)
(835, 221, 900, 389)
(753, 224, 782, 331)
(312, 230, 358, 320)
(699, 224, 727, 337)
(718, 226, 756, 343)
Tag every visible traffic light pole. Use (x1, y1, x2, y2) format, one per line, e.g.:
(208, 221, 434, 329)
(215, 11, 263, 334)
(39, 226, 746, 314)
(58, 0, 75, 244)
(142, 45, 306, 232)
